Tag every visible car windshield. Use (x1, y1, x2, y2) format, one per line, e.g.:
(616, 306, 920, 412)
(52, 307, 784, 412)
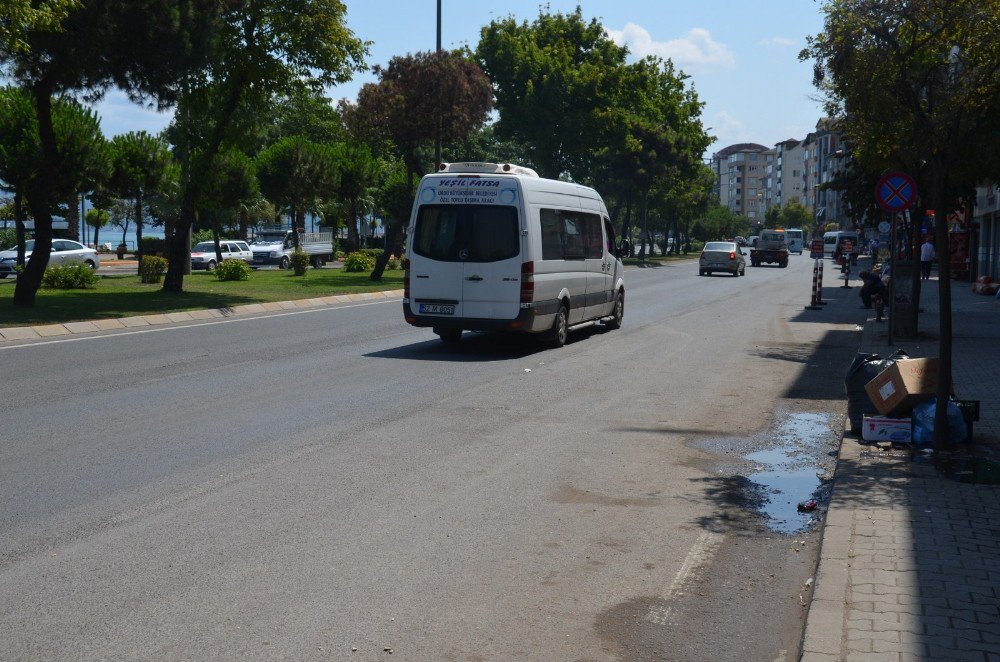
(192, 242, 216, 252)
(704, 242, 734, 252)
(252, 234, 285, 244)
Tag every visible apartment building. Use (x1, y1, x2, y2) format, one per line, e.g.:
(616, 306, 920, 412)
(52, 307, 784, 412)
(711, 142, 770, 219)
(802, 119, 849, 229)
(773, 139, 808, 210)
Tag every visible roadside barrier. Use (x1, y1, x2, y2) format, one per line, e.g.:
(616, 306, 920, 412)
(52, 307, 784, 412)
(805, 260, 822, 310)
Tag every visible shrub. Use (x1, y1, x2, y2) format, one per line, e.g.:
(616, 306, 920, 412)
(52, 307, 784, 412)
(0, 228, 16, 251)
(215, 258, 252, 281)
(290, 248, 310, 276)
(359, 248, 384, 259)
(41, 262, 99, 289)
(386, 255, 400, 270)
(336, 250, 346, 260)
(343, 251, 375, 272)
(139, 255, 168, 284)
(141, 236, 166, 255)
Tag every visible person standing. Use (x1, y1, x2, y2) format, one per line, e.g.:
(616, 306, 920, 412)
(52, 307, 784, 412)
(920, 237, 935, 280)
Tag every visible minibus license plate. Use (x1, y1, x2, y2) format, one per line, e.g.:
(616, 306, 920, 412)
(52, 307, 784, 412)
(419, 303, 454, 315)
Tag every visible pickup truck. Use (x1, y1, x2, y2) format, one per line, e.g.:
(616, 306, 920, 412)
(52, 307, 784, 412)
(750, 229, 789, 268)
(249, 230, 335, 269)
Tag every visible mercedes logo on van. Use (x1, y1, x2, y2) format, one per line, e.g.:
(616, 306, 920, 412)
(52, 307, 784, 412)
(458, 248, 470, 260)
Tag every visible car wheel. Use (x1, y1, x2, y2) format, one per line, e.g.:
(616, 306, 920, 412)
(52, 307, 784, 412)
(84, 259, 96, 270)
(606, 290, 624, 329)
(206, 260, 216, 271)
(732, 269, 739, 277)
(435, 327, 462, 344)
(545, 303, 569, 348)
(699, 269, 705, 276)
(279, 256, 290, 270)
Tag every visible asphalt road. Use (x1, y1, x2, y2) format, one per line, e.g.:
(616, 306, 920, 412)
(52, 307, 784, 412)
(0, 254, 863, 661)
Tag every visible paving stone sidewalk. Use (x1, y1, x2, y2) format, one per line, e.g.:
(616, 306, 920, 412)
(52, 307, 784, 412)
(802, 275, 1000, 661)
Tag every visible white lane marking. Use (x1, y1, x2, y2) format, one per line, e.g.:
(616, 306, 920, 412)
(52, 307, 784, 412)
(645, 530, 724, 625)
(0, 298, 401, 351)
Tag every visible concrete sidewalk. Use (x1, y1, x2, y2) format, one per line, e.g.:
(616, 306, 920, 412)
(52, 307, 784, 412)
(801, 272, 1000, 660)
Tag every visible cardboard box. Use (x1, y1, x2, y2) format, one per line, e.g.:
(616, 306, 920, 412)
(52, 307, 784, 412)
(862, 415, 912, 442)
(864, 358, 940, 416)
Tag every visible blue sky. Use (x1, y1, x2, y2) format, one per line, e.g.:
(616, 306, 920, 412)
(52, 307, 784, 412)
(94, 1, 828, 157)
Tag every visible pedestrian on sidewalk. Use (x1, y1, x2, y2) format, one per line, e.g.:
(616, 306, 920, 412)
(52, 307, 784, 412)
(920, 236, 935, 280)
(858, 270, 887, 309)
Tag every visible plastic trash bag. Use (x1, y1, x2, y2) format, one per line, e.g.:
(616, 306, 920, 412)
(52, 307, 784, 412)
(845, 350, 909, 434)
(911, 399, 968, 446)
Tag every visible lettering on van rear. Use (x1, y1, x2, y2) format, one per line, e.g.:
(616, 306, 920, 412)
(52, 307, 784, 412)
(422, 178, 517, 205)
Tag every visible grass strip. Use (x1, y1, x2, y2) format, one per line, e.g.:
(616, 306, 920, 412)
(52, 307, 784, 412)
(0, 268, 404, 327)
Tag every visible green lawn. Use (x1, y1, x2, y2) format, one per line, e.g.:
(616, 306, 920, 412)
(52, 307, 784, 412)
(0, 268, 404, 327)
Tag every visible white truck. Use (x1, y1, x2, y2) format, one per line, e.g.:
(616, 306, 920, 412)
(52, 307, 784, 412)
(249, 229, 335, 269)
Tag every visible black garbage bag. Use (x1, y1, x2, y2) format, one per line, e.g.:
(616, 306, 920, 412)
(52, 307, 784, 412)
(845, 349, 909, 435)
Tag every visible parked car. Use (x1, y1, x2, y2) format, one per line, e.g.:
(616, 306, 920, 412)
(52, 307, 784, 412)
(699, 241, 746, 277)
(0, 239, 100, 278)
(190, 240, 252, 271)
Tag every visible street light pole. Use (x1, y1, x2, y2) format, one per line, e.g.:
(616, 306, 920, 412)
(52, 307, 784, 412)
(435, 0, 442, 170)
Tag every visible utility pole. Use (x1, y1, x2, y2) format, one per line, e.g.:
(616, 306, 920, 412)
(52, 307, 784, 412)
(434, 0, 442, 170)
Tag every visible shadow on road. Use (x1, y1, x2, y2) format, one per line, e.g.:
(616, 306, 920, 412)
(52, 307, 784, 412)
(366, 324, 614, 362)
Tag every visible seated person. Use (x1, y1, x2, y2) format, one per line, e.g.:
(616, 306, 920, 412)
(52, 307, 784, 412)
(858, 270, 888, 309)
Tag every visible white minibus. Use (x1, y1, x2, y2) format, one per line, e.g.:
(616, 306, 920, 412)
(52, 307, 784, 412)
(404, 162, 626, 347)
(785, 228, 804, 254)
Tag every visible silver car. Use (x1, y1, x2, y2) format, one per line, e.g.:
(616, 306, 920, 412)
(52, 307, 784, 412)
(0, 239, 100, 278)
(699, 241, 746, 277)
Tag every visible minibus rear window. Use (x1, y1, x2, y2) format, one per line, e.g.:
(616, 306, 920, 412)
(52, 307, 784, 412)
(413, 205, 520, 262)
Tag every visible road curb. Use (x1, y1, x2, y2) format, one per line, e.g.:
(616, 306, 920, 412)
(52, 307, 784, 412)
(0, 289, 405, 343)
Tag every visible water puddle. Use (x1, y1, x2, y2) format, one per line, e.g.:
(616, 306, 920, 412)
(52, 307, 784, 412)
(744, 413, 833, 534)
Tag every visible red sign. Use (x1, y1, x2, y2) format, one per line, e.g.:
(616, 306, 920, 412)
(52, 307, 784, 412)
(876, 172, 918, 212)
(810, 239, 824, 258)
(841, 239, 854, 254)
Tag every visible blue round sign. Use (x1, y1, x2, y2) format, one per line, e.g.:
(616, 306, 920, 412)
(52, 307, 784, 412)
(876, 172, 917, 212)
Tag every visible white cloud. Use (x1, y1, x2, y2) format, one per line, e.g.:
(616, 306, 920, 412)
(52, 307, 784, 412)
(90, 89, 173, 138)
(606, 23, 735, 74)
(707, 111, 747, 146)
(759, 36, 796, 49)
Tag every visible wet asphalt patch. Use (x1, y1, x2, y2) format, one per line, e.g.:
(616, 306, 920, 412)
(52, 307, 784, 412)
(693, 410, 841, 535)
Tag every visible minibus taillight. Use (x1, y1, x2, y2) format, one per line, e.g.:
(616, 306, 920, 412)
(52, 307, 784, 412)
(403, 258, 410, 299)
(520, 261, 534, 303)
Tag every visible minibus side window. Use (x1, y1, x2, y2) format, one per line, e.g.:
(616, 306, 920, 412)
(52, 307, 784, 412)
(539, 208, 600, 260)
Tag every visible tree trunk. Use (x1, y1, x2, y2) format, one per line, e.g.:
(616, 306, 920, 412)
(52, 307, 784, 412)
(346, 198, 359, 252)
(238, 206, 248, 240)
(289, 205, 300, 248)
(14, 85, 57, 308)
(14, 192, 27, 267)
(372, 158, 415, 280)
(134, 194, 144, 268)
(930, 168, 952, 451)
(65, 193, 79, 241)
(212, 218, 223, 263)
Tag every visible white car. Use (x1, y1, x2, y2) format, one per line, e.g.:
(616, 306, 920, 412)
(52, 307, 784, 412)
(0, 239, 100, 278)
(190, 240, 253, 271)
